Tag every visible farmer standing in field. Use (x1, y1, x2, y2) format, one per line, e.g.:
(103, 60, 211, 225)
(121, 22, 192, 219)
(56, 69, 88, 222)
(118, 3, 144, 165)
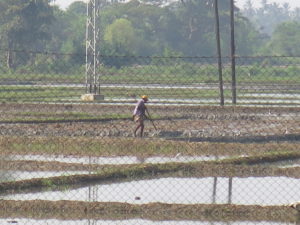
(133, 95, 148, 137)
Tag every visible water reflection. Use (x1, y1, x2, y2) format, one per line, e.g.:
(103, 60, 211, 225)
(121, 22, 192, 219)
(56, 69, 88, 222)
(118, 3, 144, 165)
(212, 156, 233, 205)
(0, 170, 13, 182)
(212, 177, 233, 204)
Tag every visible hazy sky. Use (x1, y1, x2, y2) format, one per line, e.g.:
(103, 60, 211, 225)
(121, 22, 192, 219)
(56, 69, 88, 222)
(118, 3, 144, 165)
(54, 0, 300, 10)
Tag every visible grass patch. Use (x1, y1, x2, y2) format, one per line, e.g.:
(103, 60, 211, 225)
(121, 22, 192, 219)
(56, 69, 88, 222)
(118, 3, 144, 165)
(0, 136, 299, 157)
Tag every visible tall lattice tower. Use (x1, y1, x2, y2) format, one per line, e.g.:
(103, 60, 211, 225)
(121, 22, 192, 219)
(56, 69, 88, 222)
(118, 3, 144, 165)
(82, 0, 104, 101)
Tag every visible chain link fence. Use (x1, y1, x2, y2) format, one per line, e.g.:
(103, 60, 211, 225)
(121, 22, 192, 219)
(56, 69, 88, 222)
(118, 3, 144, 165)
(0, 49, 299, 225)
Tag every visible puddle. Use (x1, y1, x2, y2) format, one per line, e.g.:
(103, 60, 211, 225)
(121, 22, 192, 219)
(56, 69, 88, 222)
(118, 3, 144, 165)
(5, 154, 226, 165)
(0, 170, 89, 182)
(3, 177, 300, 206)
(266, 158, 300, 168)
(4, 154, 300, 168)
(0, 218, 291, 225)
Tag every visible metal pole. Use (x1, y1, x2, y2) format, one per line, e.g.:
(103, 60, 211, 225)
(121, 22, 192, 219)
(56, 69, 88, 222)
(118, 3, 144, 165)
(230, 0, 237, 104)
(93, 0, 97, 94)
(85, 1, 89, 93)
(95, 0, 101, 95)
(86, 0, 101, 95)
(214, 0, 224, 106)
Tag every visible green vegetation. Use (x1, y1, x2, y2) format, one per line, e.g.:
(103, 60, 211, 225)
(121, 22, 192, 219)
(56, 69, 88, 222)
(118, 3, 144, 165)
(0, 136, 298, 157)
(0, 1, 299, 106)
(2, 0, 300, 72)
(0, 61, 300, 104)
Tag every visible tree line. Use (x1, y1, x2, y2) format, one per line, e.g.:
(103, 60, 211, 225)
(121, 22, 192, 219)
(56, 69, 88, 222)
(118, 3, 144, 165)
(0, 0, 299, 71)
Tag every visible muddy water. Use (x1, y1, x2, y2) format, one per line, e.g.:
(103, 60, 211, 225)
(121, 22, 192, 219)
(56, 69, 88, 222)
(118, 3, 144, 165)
(0, 218, 291, 225)
(3, 177, 300, 206)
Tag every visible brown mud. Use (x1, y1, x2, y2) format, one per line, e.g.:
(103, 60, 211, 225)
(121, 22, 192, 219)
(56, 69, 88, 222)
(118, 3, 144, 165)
(0, 103, 299, 141)
(0, 200, 298, 222)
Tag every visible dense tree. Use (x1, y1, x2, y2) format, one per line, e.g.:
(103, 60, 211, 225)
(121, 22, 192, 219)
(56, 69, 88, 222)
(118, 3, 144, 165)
(67, 1, 86, 15)
(3, 0, 300, 71)
(172, 0, 217, 56)
(242, 0, 292, 35)
(101, 0, 180, 56)
(0, 0, 54, 68)
(266, 21, 300, 55)
(104, 18, 138, 55)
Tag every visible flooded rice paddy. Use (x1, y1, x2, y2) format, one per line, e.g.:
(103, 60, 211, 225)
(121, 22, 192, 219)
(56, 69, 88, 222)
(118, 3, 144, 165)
(0, 105, 299, 224)
(2, 177, 300, 206)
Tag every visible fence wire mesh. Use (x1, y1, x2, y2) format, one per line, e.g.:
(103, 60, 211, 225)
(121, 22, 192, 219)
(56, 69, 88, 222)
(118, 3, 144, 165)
(0, 49, 299, 225)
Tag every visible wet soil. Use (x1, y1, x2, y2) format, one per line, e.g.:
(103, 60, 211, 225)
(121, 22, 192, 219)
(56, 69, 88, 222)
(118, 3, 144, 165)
(0, 200, 298, 222)
(0, 103, 299, 141)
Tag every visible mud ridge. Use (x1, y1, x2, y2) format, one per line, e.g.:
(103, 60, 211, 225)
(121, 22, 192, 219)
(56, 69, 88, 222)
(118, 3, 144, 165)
(0, 200, 298, 222)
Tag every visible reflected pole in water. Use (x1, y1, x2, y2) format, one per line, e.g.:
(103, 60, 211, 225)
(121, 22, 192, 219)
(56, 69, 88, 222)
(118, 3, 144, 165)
(88, 155, 98, 225)
(212, 155, 219, 204)
(212, 177, 218, 204)
(228, 177, 233, 204)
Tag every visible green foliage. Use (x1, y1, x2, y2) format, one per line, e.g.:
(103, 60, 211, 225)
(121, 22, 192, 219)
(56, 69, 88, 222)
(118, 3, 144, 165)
(104, 18, 137, 55)
(2, 0, 300, 73)
(0, 0, 54, 68)
(66, 1, 86, 15)
(242, 0, 292, 36)
(267, 21, 300, 56)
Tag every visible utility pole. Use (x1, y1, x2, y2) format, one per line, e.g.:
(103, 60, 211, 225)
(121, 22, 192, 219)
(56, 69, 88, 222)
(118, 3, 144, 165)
(81, 0, 104, 101)
(230, 0, 237, 105)
(214, 0, 224, 106)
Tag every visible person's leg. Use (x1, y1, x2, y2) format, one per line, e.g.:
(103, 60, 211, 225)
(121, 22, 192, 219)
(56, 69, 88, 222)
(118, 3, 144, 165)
(140, 122, 144, 137)
(134, 119, 143, 137)
(134, 124, 140, 137)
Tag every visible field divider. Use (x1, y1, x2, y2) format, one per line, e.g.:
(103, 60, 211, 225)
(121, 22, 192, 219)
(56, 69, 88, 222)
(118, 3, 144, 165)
(0, 200, 298, 222)
(1, 152, 300, 194)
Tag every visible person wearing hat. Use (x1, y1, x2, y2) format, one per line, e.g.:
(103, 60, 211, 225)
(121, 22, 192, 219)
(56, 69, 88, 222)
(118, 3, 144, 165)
(133, 95, 148, 137)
